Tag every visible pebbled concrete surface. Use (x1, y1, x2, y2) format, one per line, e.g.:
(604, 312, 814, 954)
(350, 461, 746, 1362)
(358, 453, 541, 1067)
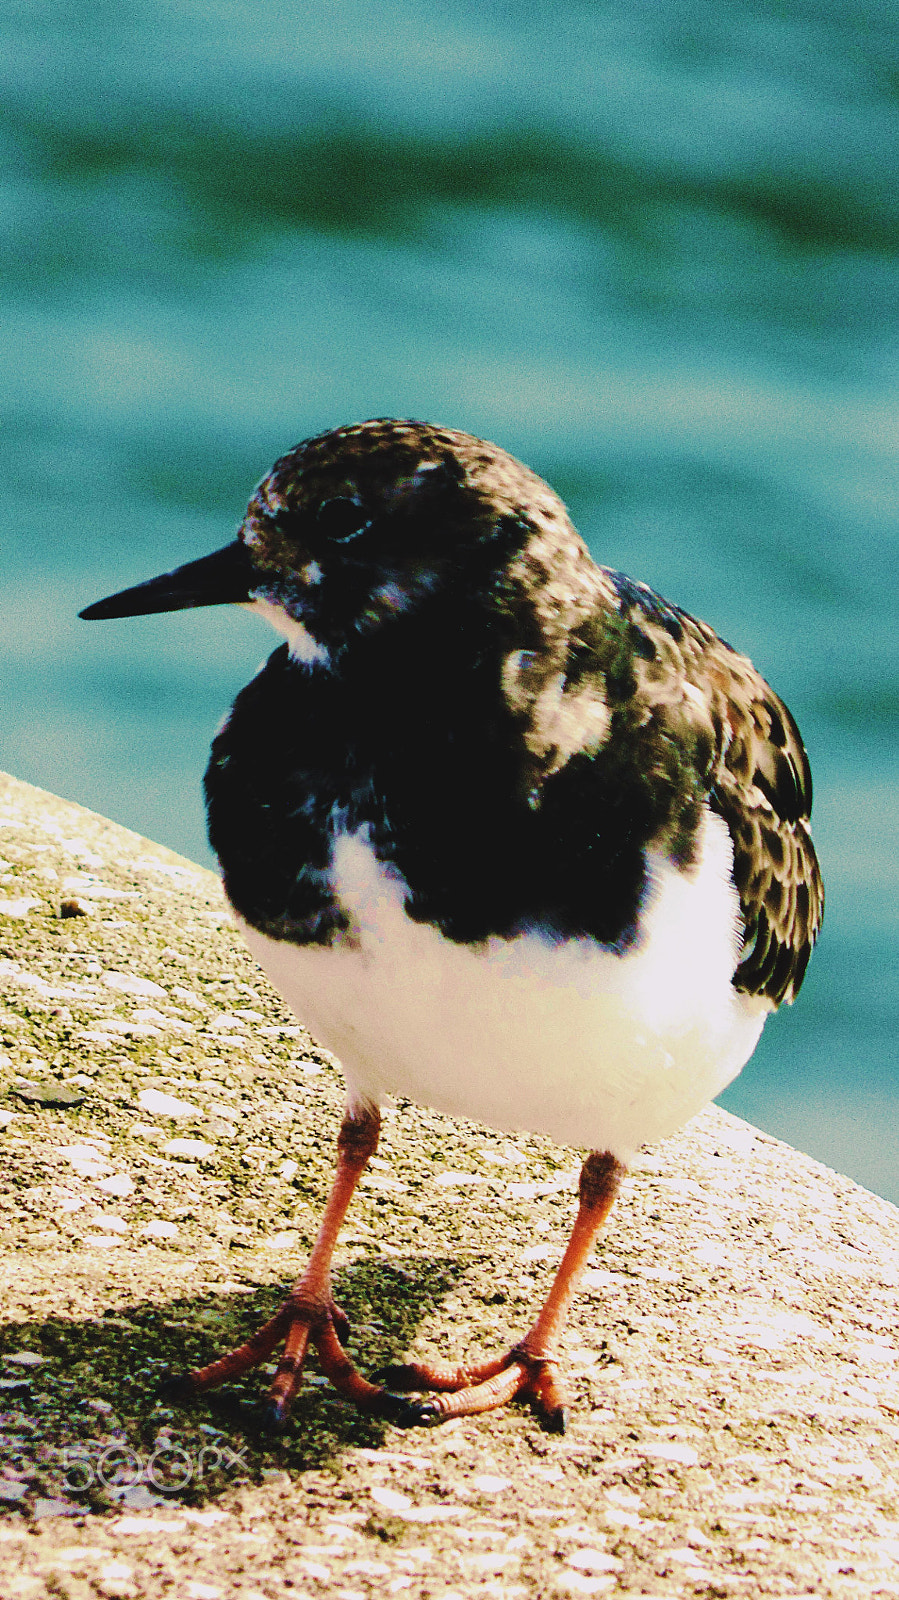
(0, 771, 897, 1599)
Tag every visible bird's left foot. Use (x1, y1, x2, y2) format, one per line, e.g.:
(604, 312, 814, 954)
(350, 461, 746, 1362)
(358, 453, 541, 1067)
(373, 1344, 570, 1433)
(162, 1291, 424, 1433)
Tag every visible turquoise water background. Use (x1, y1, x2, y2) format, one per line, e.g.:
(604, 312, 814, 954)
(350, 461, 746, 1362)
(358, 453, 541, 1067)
(2, 2, 896, 1201)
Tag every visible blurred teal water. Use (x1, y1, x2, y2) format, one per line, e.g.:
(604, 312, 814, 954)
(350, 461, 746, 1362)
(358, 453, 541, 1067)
(1, 1, 896, 1200)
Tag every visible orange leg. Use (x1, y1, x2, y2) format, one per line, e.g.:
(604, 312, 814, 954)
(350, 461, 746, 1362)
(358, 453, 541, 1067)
(169, 1100, 414, 1430)
(377, 1149, 626, 1432)
(168, 1132, 625, 1434)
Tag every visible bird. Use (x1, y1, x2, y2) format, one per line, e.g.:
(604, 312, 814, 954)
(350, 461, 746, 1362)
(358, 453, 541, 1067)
(80, 418, 823, 1433)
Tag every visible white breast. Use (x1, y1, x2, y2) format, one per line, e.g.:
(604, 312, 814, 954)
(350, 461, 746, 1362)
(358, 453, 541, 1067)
(236, 807, 768, 1162)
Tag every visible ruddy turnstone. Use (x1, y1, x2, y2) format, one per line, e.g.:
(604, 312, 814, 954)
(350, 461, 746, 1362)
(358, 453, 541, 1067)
(80, 419, 823, 1432)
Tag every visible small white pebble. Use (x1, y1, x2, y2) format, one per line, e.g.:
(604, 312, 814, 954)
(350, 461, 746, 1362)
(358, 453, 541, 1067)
(208, 1120, 237, 1138)
(468, 1552, 518, 1574)
(60, 839, 103, 867)
(370, 1487, 412, 1513)
(32, 1497, 81, 1519)
(0, 896, 40, 918)
(91, 1216, 128, 1234)
(96, 1174, 136, 1198)
(142, 1220, 178, 1239)
(603, 1509, 641, 1529)
(6, 1351, 45, 1366)
(581, 1269, 627, 1290)
(62, 877, 134, 902)
(296, 1563, 330, 1583)
(507, 1171, 579, 1199)
(693, 1243, 730, 1268)
(643, 1443, 700, 1467)
(170, 985, 208, 1009)
(68, 1160, 106, 1179)
(103, 972, 167, 999)
(520, 1243, 552, 1263)
(162, 1139, 215, 1160)
(62, 1143, 111, 1172)
(278, 1159, 299, 1180)
(479, 1144, 527, 1166)
(396, 1504, 468, 1524)
(471, 1474, 512, 1494)
(852, 1340, 897, 1364)
(137, 1089, 201, 1118)
(566, 1549, 622, 1573)
(208, 1013, 247, 1033)
(61, 1139, 109, 1164)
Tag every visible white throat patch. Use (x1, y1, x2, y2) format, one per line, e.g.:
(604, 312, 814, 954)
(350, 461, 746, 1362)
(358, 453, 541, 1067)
(245, 596, 330, 668)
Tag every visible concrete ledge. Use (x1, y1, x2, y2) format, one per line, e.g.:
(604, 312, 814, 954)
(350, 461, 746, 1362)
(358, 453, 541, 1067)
(0, 770, 897, 1599)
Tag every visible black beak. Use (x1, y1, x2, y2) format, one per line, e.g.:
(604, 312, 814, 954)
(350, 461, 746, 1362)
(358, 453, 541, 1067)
(79, 540, 257, 620)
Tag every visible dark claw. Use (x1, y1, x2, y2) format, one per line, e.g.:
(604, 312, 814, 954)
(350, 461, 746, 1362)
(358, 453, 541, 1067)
(370, 1363, 418, 1391)
(331, 1305, 351, 1344)
(376, 1391, 443, 1428)
(157, 1371, 197, 1402)
(261, 1397, 291, 1435)
(543, 1404, 568, 1435)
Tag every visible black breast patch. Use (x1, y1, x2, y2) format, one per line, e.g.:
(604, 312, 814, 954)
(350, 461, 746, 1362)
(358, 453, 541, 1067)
(203, 614, 688, 955)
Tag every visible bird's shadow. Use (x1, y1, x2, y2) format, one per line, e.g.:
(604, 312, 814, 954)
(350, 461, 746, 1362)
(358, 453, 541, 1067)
(0, 1252, 466, 1513)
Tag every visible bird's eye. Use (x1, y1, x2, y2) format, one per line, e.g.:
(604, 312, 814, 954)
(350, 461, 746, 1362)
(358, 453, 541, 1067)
(316, 497, 369, 544)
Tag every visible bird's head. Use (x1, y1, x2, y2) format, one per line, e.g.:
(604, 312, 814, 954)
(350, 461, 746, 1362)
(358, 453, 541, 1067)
(80, 419, 577, 666)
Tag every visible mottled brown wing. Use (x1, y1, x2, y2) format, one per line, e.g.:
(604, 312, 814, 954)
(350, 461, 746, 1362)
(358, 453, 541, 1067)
(500, 536, 823, 1007)
(702, 643, 824, 1007)
(567, 571, 824, 1009)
